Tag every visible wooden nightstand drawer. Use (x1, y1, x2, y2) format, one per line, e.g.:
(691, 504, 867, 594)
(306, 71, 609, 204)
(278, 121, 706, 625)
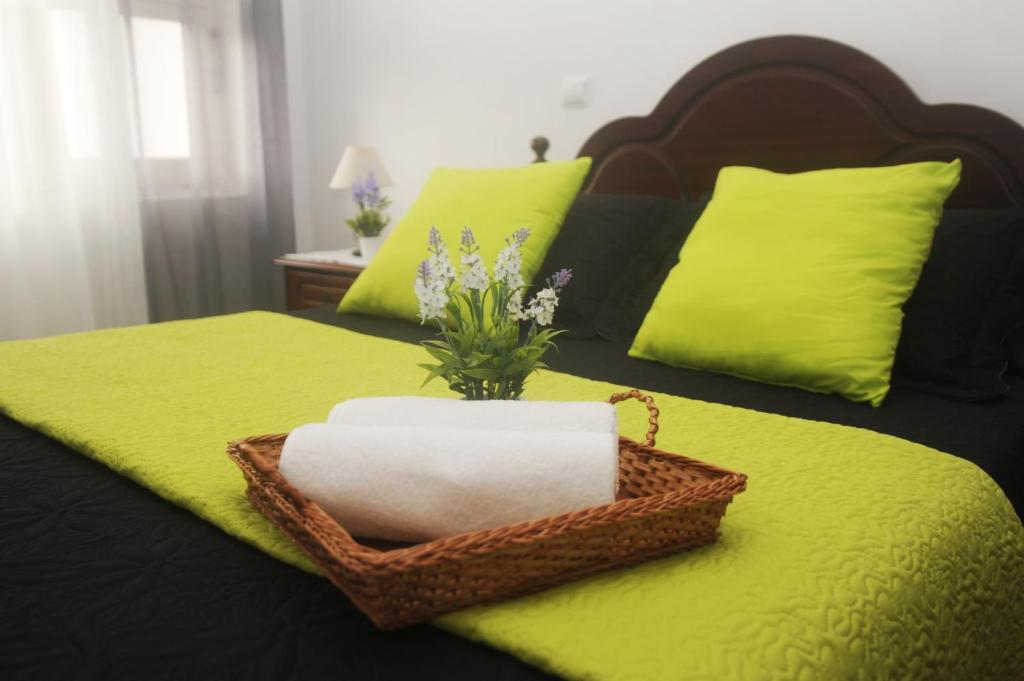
(275, 253, 367, 310)
(288, 269, 357, 309)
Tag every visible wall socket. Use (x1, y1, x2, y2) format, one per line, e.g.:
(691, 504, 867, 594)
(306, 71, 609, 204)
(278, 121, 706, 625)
(561, 75, 590, 108)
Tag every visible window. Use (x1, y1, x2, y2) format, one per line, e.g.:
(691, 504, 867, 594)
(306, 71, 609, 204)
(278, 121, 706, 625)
(46, 0, 249, 197)
(129, 16, 191, 159)
(48, 8, 191, 162)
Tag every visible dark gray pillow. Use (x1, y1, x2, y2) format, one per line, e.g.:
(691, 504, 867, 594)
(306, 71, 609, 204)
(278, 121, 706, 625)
(1011, 328, 1024, 375)
(539, 194, 682, 338)
(593, 197, 710, 344)
(890, 209, 1024, 400)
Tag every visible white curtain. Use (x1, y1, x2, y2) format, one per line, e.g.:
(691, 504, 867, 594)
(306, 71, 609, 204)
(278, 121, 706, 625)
(124, 0, 294, 322)
(0, 0, 293, 339)
(0, 0, 148, 341)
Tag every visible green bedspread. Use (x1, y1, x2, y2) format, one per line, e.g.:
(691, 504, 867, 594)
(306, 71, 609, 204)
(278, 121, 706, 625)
(1, 311, 1022, 680)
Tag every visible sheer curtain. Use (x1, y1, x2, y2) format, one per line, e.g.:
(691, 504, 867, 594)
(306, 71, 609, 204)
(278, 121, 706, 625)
(0, 0, 148, 340)
(124, 0, 294, 321)
(0, 0, 293, 340)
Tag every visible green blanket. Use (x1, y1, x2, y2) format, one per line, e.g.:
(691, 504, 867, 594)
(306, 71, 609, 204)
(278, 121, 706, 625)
(1, 311, 1022, 680)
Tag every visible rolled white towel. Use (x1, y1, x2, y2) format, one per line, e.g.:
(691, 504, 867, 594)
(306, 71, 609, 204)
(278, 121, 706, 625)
(327, 397, 617, 435)
(278, 423, 619, 543)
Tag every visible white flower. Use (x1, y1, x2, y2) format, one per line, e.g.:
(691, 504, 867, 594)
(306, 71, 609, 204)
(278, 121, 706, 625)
(494, 243, 524, 288)
(416, 280, 448, 323)
(506, 288, 526, 321)
(460, 253, 489, 291)
(526, 287, 559, 326)
(423, 226, 456, 285)
(430, 249, 456, 285)
(414, 260, 449, 323)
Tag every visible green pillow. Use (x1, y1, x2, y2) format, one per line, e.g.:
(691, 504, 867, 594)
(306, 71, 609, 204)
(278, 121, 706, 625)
(629, 161, 962, 406)
(340, 159, 591, 322)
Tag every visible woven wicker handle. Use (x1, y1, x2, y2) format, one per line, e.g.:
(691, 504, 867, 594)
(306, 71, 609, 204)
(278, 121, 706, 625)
(237, 438, 311, 512)
(608, 389, 660, 447)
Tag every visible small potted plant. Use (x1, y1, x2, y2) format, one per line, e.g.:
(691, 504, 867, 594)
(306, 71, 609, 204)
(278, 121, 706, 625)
(347, 172, 392, 260)
(414, 226, 571, 400)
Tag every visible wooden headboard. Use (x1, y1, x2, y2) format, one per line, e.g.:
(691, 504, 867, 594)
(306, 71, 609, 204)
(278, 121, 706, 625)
(565, 35, 1024, 208)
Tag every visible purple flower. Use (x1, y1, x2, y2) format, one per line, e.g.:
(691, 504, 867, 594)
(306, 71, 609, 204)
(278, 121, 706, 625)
(509, 227, 530, 247)
(428, 226, 444, 253)
(352, 178, 368, 206)
(364, 172, 382, 204)
(352, 172, 384, 210)
(417, 259, 432, 281)
(550, 268, 572, 290)
(460, 226, 478, 254)
(428, 224, 452, 256)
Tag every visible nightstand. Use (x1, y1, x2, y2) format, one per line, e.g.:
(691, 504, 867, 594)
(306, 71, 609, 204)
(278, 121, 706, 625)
(274, 249, 367, 310)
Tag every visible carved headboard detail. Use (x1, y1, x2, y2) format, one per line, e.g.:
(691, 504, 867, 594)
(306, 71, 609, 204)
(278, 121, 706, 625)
(573, 35, 1024, 208)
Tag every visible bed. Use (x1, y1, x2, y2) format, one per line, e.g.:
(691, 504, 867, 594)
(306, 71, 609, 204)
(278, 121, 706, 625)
(2, 35, 1023, 681)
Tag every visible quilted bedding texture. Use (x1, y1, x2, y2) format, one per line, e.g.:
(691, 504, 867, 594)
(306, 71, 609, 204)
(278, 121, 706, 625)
(0, 311, 1021, 681)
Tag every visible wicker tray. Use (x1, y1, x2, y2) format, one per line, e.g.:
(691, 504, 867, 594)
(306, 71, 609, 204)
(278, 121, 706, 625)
(227, 390, 747, 629)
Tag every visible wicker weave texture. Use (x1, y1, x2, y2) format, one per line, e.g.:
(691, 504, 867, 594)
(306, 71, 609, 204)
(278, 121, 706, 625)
(227, 390, 747, 629)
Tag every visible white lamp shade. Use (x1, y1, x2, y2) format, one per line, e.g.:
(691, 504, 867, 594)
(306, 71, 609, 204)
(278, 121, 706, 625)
(329, 145, 394, 189)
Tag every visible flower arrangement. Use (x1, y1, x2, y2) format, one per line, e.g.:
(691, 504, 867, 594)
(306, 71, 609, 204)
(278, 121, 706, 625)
(346, 172, 392, 237)
(414, 226, 572, 400)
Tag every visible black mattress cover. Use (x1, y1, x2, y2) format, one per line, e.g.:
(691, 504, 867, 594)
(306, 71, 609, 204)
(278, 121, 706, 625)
(3, 308, 1022, 681)
(314, 310, 1024, 514)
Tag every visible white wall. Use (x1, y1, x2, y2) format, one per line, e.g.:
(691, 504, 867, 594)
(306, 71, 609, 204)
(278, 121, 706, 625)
(284, 0, 1024, 251)
(281, 0, 357, 251)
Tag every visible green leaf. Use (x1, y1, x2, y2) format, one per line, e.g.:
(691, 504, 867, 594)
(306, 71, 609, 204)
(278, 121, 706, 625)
(501, 357, 537, 375)
(419, 363, 449, 387)
(461, 367, 499, 381)
(447, 299, 464, 328)
(422, 344, 456, 364)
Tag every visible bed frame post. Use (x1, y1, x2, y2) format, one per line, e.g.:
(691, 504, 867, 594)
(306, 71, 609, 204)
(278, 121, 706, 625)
(531, 136, 549, 163)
